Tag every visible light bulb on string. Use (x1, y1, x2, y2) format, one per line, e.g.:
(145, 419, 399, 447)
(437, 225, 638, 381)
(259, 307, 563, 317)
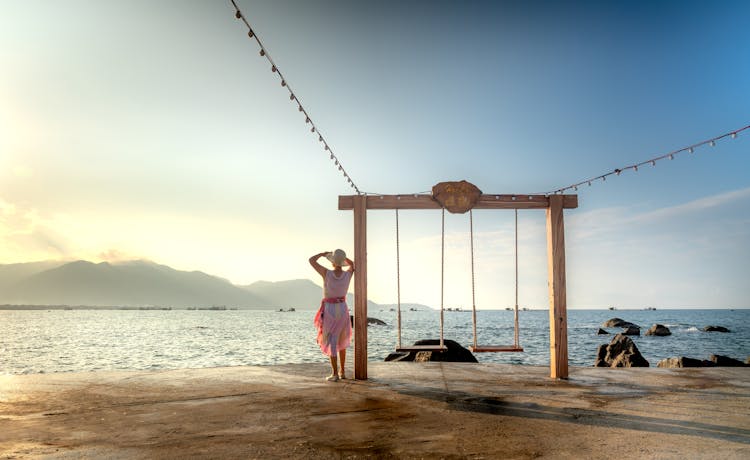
(710, 140, 716, 147)
(260, 49, 265, 57)
(271, 65, 277, 73)
(247, 30, 254, 38)
(281, 80, 286, 87)
(311, 127, 315, 133)
(289, 94, 295, 101)
(325, 145, 329, 151)
(235, 11, 241, 19)
(298, 106, 303, 112)
(615, 169, 621, 176)
(587, 181, 591, 186)
(732, 132, 738, 139)
(319, 135, 323, 142)
(634, 165, 638, 172)
(651, 160, 656, 166)
(305, 117, 310, 123)
(688, 147, 694, 154)
(669, 154, 674, 160)
(329, 153, 333, 159)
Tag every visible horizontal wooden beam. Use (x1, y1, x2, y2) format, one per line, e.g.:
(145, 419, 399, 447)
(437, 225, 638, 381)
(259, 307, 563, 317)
(339, 194, 577, 211)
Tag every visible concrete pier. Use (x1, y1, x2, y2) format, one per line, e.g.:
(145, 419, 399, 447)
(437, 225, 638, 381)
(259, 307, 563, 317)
(1, 363, 748, 458)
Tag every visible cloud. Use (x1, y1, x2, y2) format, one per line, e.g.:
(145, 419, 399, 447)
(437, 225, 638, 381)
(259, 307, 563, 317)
(0, 198, 71, 261)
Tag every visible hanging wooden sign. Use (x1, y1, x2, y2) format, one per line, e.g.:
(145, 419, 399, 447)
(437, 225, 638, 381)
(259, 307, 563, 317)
(432, 180, 482, 214)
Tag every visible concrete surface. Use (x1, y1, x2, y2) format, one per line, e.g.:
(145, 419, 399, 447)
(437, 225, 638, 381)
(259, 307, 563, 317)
(1, 363, 749, 459)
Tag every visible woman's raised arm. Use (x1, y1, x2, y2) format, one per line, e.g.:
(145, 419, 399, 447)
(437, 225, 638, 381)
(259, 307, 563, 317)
(309, 252, 328, 278)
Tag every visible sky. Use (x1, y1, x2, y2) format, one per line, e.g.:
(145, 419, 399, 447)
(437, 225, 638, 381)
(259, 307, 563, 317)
(1, 0, 749, 309)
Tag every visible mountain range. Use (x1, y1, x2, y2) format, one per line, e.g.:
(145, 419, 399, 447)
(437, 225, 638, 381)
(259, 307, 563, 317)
(0, 260, 378, 310)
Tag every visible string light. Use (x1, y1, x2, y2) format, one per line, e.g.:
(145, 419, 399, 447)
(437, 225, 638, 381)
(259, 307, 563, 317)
(230, 0, 361, 194)
(547, 124, 749, 194)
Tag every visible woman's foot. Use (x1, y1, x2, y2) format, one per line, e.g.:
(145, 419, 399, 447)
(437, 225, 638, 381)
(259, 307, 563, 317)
(326, 374, 339, 382)
(338, 371, 346, 379)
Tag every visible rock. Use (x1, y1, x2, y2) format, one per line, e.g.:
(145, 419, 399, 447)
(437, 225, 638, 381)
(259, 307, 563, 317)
(597, 328, 609, 335)
(622, 325, 641, 336)
(645, 324, 671, 336)
(602, 318, 639, 328)
(383, 339, 478, 363)
(384, 352, 410, 362)
(350, 316, 387, 327)
(657, 357, 710, 368)
(746, 356, 750, 366)
(702, 326, 730, 333)
(710, 354, 746, 367)
(594, 334, 649, 367)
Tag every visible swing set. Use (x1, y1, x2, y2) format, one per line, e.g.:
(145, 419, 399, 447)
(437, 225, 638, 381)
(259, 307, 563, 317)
(339, 181, 578, 380)
(393, 208, 523, 354)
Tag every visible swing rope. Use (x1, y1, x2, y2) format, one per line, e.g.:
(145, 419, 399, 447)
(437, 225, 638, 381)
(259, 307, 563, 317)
(396, 208, 402, 349)
(469, 209, 523, 352)
(470, 210, 477, 350)
(394, 208, 447, 352)
(440, 207, 445, 349)
(514, 209, 520, 348)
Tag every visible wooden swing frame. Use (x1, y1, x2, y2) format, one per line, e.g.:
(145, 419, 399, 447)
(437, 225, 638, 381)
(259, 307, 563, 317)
(339, 190, 577, 380)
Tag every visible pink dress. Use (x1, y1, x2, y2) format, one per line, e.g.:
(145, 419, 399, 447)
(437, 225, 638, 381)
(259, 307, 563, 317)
(313, 269, 353, 357)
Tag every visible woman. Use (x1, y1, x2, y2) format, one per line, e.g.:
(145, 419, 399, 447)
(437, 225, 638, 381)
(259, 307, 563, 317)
(309, 249, 354, 382)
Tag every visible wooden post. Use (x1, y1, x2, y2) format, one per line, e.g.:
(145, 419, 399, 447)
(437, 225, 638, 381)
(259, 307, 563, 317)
(546, 195, 569, 379)
(353, 195, 368, 380)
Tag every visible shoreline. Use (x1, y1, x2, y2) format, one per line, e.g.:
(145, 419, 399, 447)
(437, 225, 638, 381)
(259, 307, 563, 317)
(2, 363, 748, 458)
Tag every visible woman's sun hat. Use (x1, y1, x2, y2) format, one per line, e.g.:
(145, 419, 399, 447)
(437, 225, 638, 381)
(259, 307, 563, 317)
(326, 249, 347, 267)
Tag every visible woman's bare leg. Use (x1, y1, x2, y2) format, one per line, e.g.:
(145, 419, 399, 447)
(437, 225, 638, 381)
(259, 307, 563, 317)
(339, 349, 346, 377)
(329, 355, 338, 377)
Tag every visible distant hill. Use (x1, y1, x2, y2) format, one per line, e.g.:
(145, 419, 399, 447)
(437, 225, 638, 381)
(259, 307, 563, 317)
(0, 260, 378, 310)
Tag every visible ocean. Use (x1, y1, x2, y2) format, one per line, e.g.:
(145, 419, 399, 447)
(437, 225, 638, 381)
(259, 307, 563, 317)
(1, 308, 748, 374)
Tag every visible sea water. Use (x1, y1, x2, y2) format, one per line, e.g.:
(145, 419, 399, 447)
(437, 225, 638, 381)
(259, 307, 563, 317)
(1, 308, 748, 374)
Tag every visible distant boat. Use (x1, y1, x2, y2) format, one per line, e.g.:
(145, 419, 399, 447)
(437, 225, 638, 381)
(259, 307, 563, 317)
(644, 307, 656, 311)
(609, 306, 616, 310)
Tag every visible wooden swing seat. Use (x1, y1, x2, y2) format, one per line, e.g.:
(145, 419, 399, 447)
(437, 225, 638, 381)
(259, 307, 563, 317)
(395, 345, 448, 352)
(469, 345, 524, 353)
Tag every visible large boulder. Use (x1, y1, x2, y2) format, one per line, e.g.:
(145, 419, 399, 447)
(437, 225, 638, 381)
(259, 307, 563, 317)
(594, 334, 649, 367)
(349, 316, 387, 326)
(622, 325, 641, 336)
(383, 339, 478, 363)
(645, 324, 672, 336)
(710, 354, 746, 367)
(657, 357, 712, 368)
(702, 326, 730, 333)
(602, 318, 639, 329)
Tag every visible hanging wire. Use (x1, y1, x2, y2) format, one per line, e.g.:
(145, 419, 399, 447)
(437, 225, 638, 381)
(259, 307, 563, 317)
(230, 0, 362, 194)
(547, 124, 749, 195)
